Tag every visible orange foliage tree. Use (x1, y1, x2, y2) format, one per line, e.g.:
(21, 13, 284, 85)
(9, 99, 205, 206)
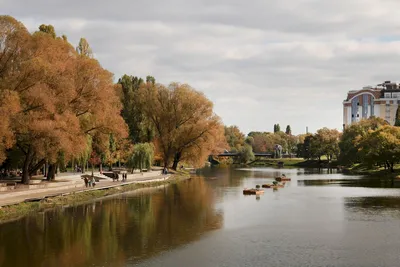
(0, 16, 128, 183)
(138, 82, 227, 170)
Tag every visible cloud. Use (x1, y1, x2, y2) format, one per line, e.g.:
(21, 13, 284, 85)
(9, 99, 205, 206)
(3, 0, 400, 134)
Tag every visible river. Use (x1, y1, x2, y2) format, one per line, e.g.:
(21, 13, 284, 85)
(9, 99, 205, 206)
(0, 167, 400, 267)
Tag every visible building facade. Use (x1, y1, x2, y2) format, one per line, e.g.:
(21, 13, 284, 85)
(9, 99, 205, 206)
(343, 81, 400, 129)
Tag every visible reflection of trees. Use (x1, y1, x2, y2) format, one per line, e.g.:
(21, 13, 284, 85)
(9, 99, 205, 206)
(0, 178, 223, 267)
(345, 196, 400, 212)
(198, 166, 280, 188)
(299, 178, 400, 188)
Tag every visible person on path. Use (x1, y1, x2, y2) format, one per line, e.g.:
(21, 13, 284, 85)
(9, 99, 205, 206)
(83, 177, 88, 187)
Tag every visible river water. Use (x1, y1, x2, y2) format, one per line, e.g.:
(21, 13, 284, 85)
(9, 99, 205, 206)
(1, 167, 400, 267)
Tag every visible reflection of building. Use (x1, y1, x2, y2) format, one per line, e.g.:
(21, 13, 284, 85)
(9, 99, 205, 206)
(343, 81, 400, 128)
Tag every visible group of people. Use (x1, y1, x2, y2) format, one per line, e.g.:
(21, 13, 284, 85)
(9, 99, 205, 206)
(112, 172, 128, 182)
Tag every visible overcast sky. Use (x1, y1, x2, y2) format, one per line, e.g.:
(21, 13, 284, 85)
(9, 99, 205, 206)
(3, 0, 400, 135)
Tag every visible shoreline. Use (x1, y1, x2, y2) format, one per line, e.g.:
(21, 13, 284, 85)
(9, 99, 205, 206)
(249, 158, 339, 169)
(0, 172, 191, 224)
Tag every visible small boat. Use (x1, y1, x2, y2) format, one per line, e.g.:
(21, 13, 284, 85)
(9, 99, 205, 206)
(262, 184, 272, 188)
(243, 188, 264, 195)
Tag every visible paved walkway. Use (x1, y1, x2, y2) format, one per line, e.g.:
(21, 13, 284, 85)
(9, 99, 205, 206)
(0, 171, 170, 207)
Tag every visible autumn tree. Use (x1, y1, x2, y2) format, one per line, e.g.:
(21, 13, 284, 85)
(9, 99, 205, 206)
(224, 125, 245, 151)
(0, 16, 128, 183)
(0, 18, 86, 183)
(137, 82, 226, 170)
(0, 91, 20, 163)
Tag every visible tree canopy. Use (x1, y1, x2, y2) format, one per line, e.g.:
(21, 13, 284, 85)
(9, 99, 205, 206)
(137, 82, 227, 169)
(0, 16, 128, 183)
(224, 126, 245, 151)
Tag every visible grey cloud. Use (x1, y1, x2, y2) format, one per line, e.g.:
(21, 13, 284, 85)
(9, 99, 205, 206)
(3, 0, 400, 134)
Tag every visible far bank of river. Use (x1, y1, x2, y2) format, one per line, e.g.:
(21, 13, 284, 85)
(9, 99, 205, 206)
(250, 158, 400, 179)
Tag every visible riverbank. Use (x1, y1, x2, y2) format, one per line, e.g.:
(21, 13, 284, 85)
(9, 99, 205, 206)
(0, 172, 191, 224)
(250, 158, 339, 168)
(343, 163, 400, 179)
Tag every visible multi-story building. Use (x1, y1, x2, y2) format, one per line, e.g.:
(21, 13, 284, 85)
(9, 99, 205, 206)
(343, 81, 400, 129)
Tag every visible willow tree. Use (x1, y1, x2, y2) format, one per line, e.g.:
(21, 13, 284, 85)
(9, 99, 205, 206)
(128, 143, 154, 172)
(138, 82, 226, 170)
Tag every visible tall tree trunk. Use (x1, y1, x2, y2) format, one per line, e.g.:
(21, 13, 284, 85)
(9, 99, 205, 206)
(22, 146, 34, 185)
(385, 161, 390, 171)
(47, 164, 56, 181)
(44, 161, 47, 177)
(172, 152, 181, 171)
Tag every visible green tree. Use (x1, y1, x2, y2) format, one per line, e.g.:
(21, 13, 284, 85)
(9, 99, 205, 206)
(315, 127, 341, 161)
(238, 144, 255, 164)
(76, 37, 93, 57)
(285, 125, 292, 135)
(146, 75, 156, 84)
(339, 117, 388, 165)
(395, 106, 400, 126)
(118, 74, 154, 143)
(128, 143, 155, 172)
(224, 125, 245, 151)
(355, 125, 400, 172)
(38, 24, 56, 38)
(274, 124, 280, 133)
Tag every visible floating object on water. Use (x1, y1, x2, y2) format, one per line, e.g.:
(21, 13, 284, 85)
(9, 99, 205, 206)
(275, 177, 291, 182)
(243, 188, 264, 195)
(262, 184, 272, 188)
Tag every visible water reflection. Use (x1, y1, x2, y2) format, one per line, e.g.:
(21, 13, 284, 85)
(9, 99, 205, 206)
(0, 178, 222, 267)
(299, 178, 400, 188)
(345, 196, 400, 210)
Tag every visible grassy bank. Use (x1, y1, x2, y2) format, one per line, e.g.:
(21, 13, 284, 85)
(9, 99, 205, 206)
(0, 172, 190, 224)
(343, 163, 400, 179)
(250, 158, 339, 168)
